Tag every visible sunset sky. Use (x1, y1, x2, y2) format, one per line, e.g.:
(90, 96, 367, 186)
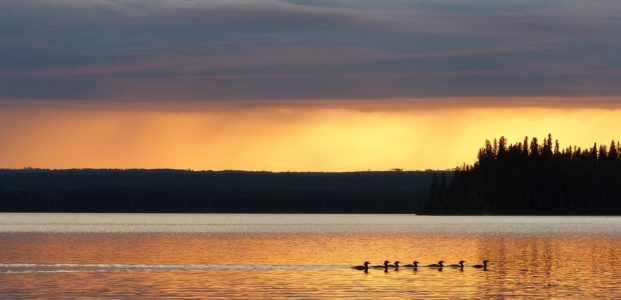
(2, 0, 621, 171)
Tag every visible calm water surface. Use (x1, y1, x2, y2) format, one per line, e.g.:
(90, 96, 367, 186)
(1, 214, 621, 299)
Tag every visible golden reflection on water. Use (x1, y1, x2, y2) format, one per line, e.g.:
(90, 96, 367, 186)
(1, 232, 621, 298)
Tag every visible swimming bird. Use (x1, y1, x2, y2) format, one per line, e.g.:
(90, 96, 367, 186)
(389, 261, 400, 270)
(351, 261, 370, 272)
(372, 260, 391, 271)
(425, 260, 444, 268)
(449, 260, 465, 269)
(403, 261, 419, 269)
(472, 260, 489, 270)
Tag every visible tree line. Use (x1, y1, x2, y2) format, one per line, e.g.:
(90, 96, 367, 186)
(425, 134, 621, 214)
(0, 170, 431, 213)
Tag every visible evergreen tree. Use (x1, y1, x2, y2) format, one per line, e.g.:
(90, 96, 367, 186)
(530, 137, 540, 157)
(498, 136, 507, 158)
(609, 141, 618, 159)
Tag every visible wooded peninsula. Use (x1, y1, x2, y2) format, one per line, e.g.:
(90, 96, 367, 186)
(425, 135, 621, 215)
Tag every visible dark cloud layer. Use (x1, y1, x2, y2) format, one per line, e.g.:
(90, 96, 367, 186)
(1, 0, 621, 106)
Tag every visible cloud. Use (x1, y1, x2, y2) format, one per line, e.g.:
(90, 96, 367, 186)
(1, 0, 620, 105)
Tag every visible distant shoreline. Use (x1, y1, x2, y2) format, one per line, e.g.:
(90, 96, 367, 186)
(0, 169, 436, 213)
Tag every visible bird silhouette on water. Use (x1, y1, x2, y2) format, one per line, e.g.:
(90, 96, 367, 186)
(472, 260, 489, 270)
(370, 260, 390, 272)
(425, 260, 444, 268)
(449, 260, 465, 270)
(403, 261, 419, 270)
(351, 261, 370, 272)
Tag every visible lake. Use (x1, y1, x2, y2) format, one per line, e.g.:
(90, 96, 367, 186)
(1, 214, 621, 298)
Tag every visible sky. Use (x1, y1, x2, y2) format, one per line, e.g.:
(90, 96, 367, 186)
(1, 0, 621, 171)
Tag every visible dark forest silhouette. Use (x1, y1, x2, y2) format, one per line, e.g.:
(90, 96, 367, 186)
(425, 134, 621, 215)
(0, 170, 431, 213)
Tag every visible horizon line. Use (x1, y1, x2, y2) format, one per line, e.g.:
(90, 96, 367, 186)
(0, 167, 454, 173)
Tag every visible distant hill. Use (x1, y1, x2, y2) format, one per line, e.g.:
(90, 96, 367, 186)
(0, 169, 440, 213)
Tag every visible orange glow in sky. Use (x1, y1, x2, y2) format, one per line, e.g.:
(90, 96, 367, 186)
(1, 100, 620, 171)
